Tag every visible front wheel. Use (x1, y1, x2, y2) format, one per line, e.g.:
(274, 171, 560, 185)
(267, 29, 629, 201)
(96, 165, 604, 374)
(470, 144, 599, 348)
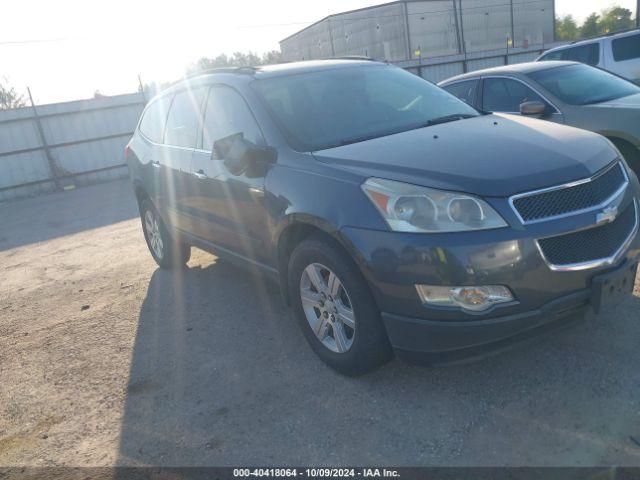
(288, 236, 392, 376)
(610, 138, 640, 176)
(140, 199, 190, 269)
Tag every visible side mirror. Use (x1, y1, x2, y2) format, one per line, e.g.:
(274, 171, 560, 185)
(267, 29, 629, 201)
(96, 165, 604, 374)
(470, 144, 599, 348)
(519, 101, 547, 117)
(212, 133, 277, 176)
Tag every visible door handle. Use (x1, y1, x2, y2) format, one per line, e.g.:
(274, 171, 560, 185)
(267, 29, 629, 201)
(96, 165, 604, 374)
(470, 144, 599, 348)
(151, 160, 160, 168)
(193, 169, 208, 179)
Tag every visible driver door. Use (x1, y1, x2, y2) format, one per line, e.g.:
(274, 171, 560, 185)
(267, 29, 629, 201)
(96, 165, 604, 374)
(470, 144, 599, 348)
(481, 76, 565, 124)
(187, 85, 272, 264)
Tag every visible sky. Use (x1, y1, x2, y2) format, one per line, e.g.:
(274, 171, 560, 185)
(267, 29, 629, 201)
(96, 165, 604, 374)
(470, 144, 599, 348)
(1, 0, 636, 104)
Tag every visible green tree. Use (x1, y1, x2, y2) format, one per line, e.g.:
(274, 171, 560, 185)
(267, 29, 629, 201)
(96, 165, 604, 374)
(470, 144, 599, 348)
(0, 79, 26, 110)
(557, 5, 636, 42)
(581, 13, 601, 38)
(555, 15, 580, 41)
(189, 50, 283, 73)
(599, 6, 635, 33)
(261, 50, 284, 65)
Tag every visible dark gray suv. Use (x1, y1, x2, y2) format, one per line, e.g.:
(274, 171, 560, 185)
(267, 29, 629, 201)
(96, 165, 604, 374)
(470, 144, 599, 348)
(126, 60, 640, 375)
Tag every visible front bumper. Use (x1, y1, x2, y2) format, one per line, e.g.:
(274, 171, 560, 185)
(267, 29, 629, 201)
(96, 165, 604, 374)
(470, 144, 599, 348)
(383, 257, 637, 362)
(383, 286, 588, 363)
(340, 187, 640, 359)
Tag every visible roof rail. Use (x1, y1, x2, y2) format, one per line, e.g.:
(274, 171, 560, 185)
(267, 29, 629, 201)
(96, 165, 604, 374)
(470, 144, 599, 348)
(160, 67, 257, 91)
(569, 27, 639, 44)
(330, 55, 378, 61)
(186, 66, 258, 78)
(603, 27, 639, 37)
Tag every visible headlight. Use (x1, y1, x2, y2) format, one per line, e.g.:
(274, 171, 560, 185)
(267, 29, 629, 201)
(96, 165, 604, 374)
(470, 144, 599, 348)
(415, 284, 514, 312)
(361, 178, 507, 233)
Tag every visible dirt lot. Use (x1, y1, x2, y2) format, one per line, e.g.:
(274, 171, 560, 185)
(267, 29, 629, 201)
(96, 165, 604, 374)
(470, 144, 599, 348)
(1, 179, 640, 467)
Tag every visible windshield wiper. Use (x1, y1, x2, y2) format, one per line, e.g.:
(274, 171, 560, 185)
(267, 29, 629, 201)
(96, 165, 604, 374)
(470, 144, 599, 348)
(318, 114, 478, 150)
(424, 113, 478, 126)
(333, 132, 393, 148)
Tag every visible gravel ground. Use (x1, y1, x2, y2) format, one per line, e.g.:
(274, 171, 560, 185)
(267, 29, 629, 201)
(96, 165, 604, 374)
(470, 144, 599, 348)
(1, 179, 640, 467)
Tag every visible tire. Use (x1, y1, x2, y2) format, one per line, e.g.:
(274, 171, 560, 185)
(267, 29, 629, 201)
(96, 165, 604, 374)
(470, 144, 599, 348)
(139, 199, 191, 269)
(288, 236, 392, 376)
(609, 137, 640, 176)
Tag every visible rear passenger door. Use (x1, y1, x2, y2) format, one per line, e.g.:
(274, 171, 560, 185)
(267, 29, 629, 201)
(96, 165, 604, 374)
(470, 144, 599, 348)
(187, 85, 272, 264)
(159, 87, 207, 232)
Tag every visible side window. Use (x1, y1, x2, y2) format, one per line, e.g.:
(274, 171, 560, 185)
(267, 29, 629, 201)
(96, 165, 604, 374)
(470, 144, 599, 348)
(442, 80, 479, 106)
(560, 43, 600, 66)
(202, 86, 263, 151)
(139, 95, 173, 143)
(539, 50, 563, 61)
(164, 88, 206, 148)
(612, 34, 640, 62)
(482, 78, 546, 113)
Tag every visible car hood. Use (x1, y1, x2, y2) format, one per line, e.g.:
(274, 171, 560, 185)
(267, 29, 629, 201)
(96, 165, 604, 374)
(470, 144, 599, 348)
(312, 114, 616, 197)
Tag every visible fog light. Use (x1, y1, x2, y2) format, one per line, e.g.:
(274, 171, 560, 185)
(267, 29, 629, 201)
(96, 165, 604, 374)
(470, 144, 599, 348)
(415, 284, 514, 312)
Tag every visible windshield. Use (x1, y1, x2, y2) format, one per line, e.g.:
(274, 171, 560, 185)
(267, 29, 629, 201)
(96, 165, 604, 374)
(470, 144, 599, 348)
(529, 64, 640, 105)
(252, 65, 479, 151)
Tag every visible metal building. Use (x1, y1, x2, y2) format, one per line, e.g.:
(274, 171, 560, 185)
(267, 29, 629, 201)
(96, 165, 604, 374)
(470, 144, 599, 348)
(280, 0, 555, 63)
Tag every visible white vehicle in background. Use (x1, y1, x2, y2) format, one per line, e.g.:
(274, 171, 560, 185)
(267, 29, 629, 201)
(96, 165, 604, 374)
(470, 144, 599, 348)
(537, 29, 640, 84)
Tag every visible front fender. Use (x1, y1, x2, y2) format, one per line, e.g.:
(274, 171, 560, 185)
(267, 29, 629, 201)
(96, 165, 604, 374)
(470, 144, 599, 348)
(266, 163, 389, 304)
(266, 163, 388, 247)
(598, 130, 640, 149)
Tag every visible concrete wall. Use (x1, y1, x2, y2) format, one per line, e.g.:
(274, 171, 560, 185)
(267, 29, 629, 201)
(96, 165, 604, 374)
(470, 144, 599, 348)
(280, 0, 555, 62)
(0, 93, 145, 202)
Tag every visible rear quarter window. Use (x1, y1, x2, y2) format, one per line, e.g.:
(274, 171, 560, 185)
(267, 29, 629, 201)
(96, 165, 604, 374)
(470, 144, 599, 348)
(139, 96, 173, 143)
(612, 34, 640, 62)
(441, 80, 479, 106)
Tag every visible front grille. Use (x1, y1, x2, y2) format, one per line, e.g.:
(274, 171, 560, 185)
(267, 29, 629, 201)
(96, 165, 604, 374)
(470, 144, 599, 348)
(537, 201, 637, 267)
(512, 162, 627, 223)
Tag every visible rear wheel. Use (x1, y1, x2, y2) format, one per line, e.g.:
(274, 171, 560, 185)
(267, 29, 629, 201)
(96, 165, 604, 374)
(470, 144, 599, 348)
(288, 236, 392, 376)
(140, 199, 190, 269)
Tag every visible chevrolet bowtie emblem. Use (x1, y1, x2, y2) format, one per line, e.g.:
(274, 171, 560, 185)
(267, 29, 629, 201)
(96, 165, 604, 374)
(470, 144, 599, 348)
(596, 205, 618, 225)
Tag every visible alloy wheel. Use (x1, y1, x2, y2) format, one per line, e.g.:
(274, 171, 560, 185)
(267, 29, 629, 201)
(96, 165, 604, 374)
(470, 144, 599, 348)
(299, 263, 356, 353)
(144, 209, 164, 259)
